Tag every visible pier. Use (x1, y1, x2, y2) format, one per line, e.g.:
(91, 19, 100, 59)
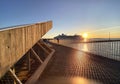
(36, 42, 120, 84)
(0, 21, 120, 84)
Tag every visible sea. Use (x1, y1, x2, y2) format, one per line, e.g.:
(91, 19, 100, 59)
(50, 38, 120, 61)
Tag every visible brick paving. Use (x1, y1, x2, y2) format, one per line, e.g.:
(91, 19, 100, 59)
(36, 43, 120, 84)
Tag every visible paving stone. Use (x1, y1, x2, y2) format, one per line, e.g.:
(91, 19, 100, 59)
(36, 43, 120, 84)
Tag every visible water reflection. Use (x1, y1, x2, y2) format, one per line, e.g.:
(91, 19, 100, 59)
(82, 43, 88, 52)
(84, 38, 87, 42)
(50, 39, 120, 61)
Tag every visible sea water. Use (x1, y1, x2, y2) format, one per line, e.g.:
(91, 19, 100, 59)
(51, 39, 120, 61)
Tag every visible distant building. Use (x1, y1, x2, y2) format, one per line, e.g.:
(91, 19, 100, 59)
(54, 33, 83, 40)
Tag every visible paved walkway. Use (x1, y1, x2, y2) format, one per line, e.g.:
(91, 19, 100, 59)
(35, 43, 120, 84)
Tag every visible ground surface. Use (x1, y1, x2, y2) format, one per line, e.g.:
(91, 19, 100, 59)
(35, 43, 120, 84)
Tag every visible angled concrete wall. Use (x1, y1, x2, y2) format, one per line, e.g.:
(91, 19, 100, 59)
(0, 21, 52, 78)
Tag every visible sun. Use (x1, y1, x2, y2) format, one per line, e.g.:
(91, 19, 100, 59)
(82, 33, 88, 38)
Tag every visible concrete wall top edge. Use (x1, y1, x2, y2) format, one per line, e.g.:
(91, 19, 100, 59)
(0, 21, 52, 32)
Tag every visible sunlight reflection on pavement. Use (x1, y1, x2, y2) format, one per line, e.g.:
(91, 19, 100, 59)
(36, 43, 120, 84)
(39, 77, 102, 84)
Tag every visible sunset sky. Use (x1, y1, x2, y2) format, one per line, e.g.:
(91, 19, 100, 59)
(0, 0, 120, 38)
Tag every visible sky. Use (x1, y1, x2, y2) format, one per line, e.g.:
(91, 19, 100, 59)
(0, 0, 120, 38)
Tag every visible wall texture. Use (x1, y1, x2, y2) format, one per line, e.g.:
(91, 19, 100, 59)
(0, 21, 52, 78)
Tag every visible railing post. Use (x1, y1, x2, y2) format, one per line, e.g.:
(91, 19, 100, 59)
(118, 41, 120, 61)
(112, 42, 114, 60)
(117, 41, 119, 60)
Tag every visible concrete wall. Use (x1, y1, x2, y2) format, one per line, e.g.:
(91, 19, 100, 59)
(0, 21, 52, 78)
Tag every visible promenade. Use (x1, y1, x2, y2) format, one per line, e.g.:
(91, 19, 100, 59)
(36, 43, 120, 84)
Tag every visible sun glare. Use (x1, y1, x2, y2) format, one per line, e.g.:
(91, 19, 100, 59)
(83, 33, 88, 38)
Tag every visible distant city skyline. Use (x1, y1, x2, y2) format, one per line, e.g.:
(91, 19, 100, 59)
(0, 0, 120, 38)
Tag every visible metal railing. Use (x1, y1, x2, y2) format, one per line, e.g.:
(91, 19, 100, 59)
(81, 40, 120, 61)
(50, 39, 120, 61)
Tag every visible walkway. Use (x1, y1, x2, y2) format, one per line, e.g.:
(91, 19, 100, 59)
(35, 43, 120, 84)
